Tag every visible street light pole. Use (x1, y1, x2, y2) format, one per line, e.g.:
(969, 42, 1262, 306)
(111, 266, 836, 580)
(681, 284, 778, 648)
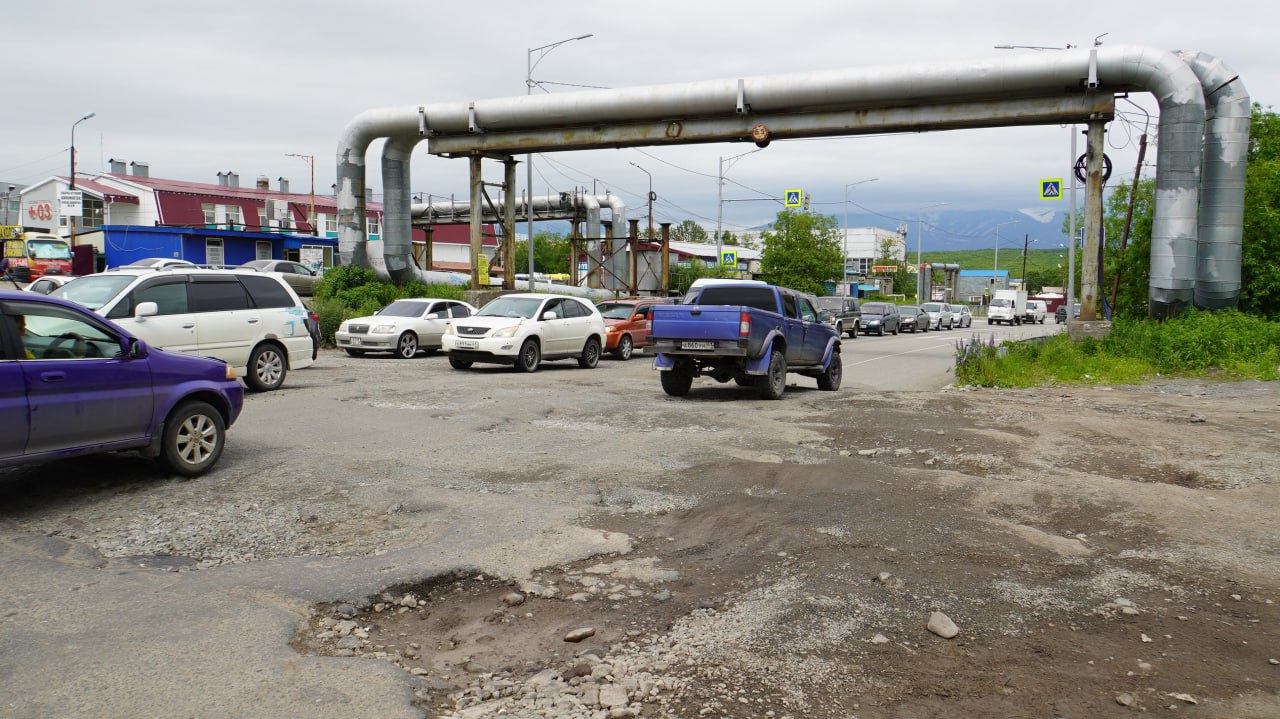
(842, 178, 877, 295)
(992, 219, 1019, 289)
(716, 147, 762, 269)
(68, 111, 95, 247)
(527, 33, 592, 291)
(286, 153, 316, 234)
(915, 201, 949, 301)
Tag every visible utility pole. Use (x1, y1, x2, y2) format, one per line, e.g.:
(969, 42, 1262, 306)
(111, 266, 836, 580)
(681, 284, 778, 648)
(1021, 234, 1031, 287)
(716, 148, 762, 269)
(843, 178, 877, 295)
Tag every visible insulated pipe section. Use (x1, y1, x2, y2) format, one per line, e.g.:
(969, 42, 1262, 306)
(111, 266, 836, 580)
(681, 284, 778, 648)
(336, 106, 422, 267)
(337, 45, 1220, 317)
(381, 135, 422, 284)
(600, 193, 627, 291)
(580, 193, 602, 288)
(1178, 51, 1250, 310)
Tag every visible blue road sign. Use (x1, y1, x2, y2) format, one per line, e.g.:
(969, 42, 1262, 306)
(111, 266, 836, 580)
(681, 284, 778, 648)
(1040, 179, 1063, 200)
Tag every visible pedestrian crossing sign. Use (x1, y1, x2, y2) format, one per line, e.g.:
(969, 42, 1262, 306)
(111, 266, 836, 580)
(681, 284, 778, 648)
(1040, 179, 1063, 200)
(784, 189, 803, 207)
(720, 249, 737, 268)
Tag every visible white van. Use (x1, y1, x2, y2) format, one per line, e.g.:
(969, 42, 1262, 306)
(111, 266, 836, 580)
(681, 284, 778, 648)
(51, 268, 314, 391)
(1022, 299, 1048, 324)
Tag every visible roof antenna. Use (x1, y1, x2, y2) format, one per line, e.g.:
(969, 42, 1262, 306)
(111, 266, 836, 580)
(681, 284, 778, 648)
(1093, 32, 1108, 46)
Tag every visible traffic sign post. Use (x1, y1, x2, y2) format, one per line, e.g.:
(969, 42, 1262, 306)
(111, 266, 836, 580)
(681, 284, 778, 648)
(720, 249, 737, 269)
(1040, 179, 1062, 200)
(784, 189, 803, 208)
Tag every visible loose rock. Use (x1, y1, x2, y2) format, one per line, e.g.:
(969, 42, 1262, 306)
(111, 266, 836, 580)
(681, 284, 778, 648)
(501, 592, 526, 607)
(564, 627, 596, 643)
(927, 611, 959, 639)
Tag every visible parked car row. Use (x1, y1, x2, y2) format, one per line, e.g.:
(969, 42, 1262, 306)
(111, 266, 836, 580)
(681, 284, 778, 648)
(856, 300, 975, 336)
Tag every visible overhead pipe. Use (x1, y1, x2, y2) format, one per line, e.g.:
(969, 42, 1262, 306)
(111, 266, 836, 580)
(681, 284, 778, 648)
(1178, 51, 1250, 310)
(338, 45, 1228, 317)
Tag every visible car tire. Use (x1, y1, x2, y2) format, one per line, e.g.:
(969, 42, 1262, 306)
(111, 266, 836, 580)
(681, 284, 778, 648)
(847, 324, 857, 339)
(834, 322, 843, 337)
(245, 343, 286, 392)
(891, 324, 899, 335)
(516, 339, 541, 373)
(344, 348, 366, 357)
(160, 400, 225, 477)
(1039, 317, 1045, 324)
(660, 366, 694, 396)
(757, 348, 787, 400)
(612, 334, 634, 360)
(816, 352, 842, 391)
(578, 336, 601, 369)
(878, 327, 885, 336)
(395, 332, 419, 359)
(448, 357, 473, 370)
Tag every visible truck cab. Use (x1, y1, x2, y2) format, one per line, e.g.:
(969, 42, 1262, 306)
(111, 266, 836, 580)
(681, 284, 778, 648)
(2, 232, 73, 282)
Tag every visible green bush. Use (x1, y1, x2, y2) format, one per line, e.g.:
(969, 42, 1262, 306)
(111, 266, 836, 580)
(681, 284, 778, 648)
(314, 264, 377, 300)
(954, 310, 1280, 387)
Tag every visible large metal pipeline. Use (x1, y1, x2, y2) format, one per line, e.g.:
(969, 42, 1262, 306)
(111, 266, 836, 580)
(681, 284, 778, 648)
(1178, 51, 1250, 310)
(338, 45, 1242, 317)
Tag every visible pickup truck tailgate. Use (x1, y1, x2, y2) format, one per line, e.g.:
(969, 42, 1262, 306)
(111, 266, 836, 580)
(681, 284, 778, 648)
(650, 304, 743, 341)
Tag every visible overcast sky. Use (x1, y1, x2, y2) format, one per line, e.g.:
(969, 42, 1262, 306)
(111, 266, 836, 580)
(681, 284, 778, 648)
(4, 0, 1273, 237)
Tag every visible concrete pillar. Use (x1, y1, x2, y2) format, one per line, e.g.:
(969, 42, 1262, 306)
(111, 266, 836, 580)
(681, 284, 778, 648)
(1080, 120, 1106, 321)
(503, 158, 516, 290)
(660, 222, 672, 297)
(469, 156, 483, 290)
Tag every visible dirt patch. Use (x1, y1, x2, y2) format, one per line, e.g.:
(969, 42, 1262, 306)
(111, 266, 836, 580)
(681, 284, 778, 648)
(294, 380, 1280, 718)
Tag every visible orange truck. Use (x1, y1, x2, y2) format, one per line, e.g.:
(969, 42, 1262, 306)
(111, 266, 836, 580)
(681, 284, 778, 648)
(2, 228, 73, 282)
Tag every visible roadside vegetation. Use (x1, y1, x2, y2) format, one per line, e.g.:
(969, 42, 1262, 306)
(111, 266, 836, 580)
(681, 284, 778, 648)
(310, 265, 466, 345)
(955, 310, 1280, 387)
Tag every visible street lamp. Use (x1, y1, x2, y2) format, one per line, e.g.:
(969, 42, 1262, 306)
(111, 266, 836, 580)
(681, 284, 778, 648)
(69, 111, 96, 246)
(286, 153, 316, 234)
(716, 147, 762, 267)
(915, 201, 949, 301)
(526, 33, 592, 291)
(630, 161, 654, 291)
(842, 178, 878, 293)
(992, 219, 1019, 289)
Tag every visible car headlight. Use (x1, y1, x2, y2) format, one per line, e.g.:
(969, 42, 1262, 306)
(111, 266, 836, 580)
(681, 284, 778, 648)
(371, 323, 396, 334)
(338, 322, 348, 332)
(493, 325, 518, 338)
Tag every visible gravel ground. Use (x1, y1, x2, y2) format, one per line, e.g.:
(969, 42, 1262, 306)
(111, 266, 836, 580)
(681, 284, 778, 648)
(3, 348, 1279, 718)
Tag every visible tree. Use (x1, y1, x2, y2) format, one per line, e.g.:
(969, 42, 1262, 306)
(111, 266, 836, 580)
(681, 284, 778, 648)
(1240, 104, 1280, 319)
(513, 231, 571, 274)
(757, 209, 844, 295)
(671, 220, 709, 244)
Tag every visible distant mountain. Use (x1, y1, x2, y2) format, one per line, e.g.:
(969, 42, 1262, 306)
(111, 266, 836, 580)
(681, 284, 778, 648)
(843, 209, 1070, 252)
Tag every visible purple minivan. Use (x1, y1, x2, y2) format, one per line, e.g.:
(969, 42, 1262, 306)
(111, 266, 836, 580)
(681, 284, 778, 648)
(0, 290, 244, 477)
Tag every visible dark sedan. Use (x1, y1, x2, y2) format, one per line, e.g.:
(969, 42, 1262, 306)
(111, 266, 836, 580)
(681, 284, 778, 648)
(859, 302, 900, 336)
(897, 305, 931, 333)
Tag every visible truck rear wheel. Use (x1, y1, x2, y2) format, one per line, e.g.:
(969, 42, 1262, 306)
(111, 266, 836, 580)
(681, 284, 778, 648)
(660, 367, 693, 396)
(757, 350, 786, 400)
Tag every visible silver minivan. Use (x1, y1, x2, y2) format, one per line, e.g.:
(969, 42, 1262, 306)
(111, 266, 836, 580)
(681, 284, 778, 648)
(51, 268, 314, 391)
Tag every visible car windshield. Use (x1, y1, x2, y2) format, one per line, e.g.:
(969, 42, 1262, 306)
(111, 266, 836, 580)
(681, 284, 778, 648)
(48, 274, 137, 310)
(862, 303, 889, 315)
(597, 302, 636, 320)
(899, 306, 918, 314)
(921, 303, 944, 312)
(240, 260, 272, 270)
(991, 298, 1013, 308)
(813, 297, 844, 312)
(379, 300, 431, 317)
(478, 296, 543, 319)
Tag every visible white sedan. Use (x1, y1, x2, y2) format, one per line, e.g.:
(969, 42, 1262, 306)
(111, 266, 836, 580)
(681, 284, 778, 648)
(336, 297, 477, 359)
(441, 293, 607, 372)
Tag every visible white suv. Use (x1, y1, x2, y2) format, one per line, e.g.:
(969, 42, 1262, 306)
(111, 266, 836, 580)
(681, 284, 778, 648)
(50, 268, 314, 391)
(441, 293, 606, 372)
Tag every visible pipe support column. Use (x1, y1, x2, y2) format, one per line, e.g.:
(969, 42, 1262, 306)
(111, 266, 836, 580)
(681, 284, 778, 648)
(503, 158, 517, 290)
(469, 156, 483, 290)
(1080, 120, 1106, 321)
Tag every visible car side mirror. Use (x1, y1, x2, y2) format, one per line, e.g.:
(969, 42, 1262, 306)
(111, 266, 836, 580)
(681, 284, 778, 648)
(127, 336, 148, 358)
(135, 301, 158, 320)
(542, 311, 557, 321)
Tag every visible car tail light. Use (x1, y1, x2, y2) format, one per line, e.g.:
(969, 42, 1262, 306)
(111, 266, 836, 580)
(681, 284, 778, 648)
(739, 311, 750, 337)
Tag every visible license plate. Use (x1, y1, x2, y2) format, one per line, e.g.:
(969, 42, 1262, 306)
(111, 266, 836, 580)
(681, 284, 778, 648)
(454, 339, 478, 350)
(681, 341, 715, 350)
(349, 337, 362, 346)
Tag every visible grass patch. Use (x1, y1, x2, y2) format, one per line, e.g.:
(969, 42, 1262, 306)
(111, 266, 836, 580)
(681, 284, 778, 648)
(955, 310, 1280, 387)
(311, 265, 468, 345)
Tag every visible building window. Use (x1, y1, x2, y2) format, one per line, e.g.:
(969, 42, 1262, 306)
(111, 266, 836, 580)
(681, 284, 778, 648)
(201, 203, 245, 227)
(322, 213, 338, 233)
(256, 241, 272, 260)
(81, 198, 103, 228)
(367, 215, 381, 237)
(206, 239, 225, 266)
(257, 209, 268, 230)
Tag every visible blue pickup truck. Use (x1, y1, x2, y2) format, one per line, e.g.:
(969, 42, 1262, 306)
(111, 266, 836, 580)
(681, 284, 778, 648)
(646, 281, 842, 399)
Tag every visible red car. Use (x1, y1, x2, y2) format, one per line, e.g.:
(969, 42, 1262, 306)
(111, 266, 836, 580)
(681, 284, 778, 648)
(596, 298, 663, 360)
